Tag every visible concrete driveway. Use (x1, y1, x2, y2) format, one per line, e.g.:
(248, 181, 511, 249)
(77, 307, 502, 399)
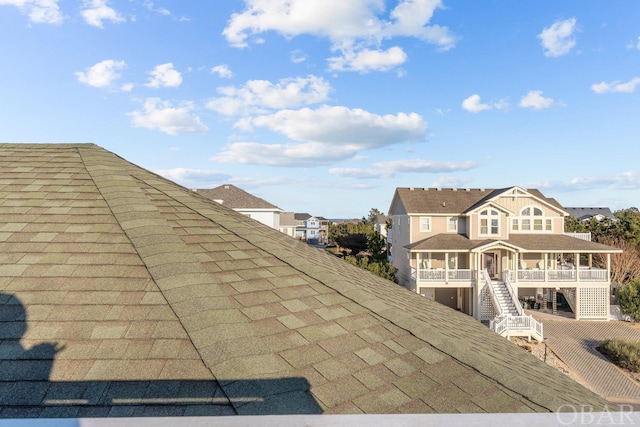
(531, 311, 640, 406)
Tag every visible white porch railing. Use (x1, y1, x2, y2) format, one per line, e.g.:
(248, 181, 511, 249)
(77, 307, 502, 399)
(482, 270, 503, 317)
(503, 271, 524, 316)
(491, 314, 544, 342)
(418, 269, 474, 282)
(513, 268, 608, 283)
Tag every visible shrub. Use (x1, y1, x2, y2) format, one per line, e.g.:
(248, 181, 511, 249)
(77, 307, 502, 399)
(617, 279, 640, 321)
(599, 337, 640, 372)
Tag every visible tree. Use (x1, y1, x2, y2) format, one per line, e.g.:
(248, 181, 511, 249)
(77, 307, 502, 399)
(345, 255, 398, 283)
(335, 233, 369, 256)
(617, 279, 640, 320)
(367, 231, 388, 262)
(365, 208, 383, 226)
(566, 209, 640, 285)
(594, 236, 640, 286)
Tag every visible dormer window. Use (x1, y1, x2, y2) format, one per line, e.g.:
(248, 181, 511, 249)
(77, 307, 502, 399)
(480, 209, 499, 235)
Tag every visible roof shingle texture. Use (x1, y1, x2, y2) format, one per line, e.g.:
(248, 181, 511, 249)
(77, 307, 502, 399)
(0, 144, 608, 418)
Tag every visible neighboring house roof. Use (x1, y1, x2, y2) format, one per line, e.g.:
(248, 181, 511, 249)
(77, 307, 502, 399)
(194, 184, 282, 211)
(565, 207, 615, 221)
(390, 187, 566, 216)
(294, 213, 313, 221)
(0, 144, 608, 418)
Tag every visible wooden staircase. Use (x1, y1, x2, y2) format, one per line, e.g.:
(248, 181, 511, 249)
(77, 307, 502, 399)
(485, 271, 544, 342)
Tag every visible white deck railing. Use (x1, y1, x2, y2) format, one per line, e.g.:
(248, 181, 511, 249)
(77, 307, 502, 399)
(483, 270, 503, 317)
(418, 269, 474, 282)
(491, 314, 544, 342)
(514, 268, 608, 283)
(417, 267, 608, 284)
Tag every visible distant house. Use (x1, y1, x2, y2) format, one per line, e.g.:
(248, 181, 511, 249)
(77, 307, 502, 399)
(565, 207, 615, 222)
(294, 213, 328, 244)
(194, 184, 283, 229)
(389, 186, 621, 332)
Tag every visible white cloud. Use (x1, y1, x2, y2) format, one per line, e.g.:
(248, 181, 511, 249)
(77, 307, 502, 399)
(81, 0, 125, 28)
(532, 171, 640, 192)
(290, 49, 307, 64)
(212, 141, 362, 167)
(461, 94, 492, 113)
(128, 98, 209, 136)
(206, 75, 332, 116)
(329, 159, 477, 179)
(213, 106, 427, 166)
(519, 90, 555, 110)
(155, 168, 231, 186)
(0, 0, 63, 24)
(432, 176, 472, 188)
(240, 105, 426, 147)
(211, 64, 233, 79)
(75, 59, 126, 88)
(146, 63, 182, 88)
(538, 18, 577, 58)
(222, 0, 456, 73)
(328, 46, 408, 73)
(591, 77, 640, 94)
(144, 1, 170, 16)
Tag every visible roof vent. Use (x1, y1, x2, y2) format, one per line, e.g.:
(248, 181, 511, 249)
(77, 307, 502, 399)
(465, 188, 470, 191)
(442, 202, 446, 207)
(453, 188, 457, 191)
(224, 185, 230, 189)
(410, 187, 414, 191)
(437, 188, 442, 191)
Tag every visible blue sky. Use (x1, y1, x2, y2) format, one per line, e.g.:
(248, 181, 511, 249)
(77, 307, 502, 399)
(2, 0, 639, 219)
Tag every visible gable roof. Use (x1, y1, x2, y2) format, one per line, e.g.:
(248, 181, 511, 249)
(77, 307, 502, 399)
(194, 184, 282, 211)
(0, 144, 608, 418)
(389, 187, 566, 216)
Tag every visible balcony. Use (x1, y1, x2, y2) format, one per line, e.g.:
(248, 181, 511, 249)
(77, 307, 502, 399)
(417, 268, 475, 284)
(514, 267, 609, 283)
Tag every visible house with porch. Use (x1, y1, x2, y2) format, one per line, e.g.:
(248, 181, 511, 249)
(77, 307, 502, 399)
(389, 187, 621, 338)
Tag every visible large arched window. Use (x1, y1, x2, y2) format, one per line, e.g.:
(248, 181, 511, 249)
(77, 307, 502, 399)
(480, 209, 499, 235)
(513, 206, 552, 232)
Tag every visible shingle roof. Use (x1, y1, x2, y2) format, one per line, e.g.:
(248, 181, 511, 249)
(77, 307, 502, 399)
(391, 187, 566, 215)
(194, 184, 282, 211)
(0, 144, 609, 418)
(565, 207, 615, 221)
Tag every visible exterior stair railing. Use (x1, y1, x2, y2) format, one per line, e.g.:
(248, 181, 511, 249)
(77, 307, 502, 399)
(487, 270, 544, 342)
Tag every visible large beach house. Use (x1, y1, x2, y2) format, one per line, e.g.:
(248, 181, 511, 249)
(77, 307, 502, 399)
(389, 187, 621, 337)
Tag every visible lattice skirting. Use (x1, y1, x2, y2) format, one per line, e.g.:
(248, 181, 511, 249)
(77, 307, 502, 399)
(577, 285, 609, 320)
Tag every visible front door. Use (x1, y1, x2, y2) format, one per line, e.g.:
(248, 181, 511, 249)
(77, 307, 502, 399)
(483, 252, 499, 279)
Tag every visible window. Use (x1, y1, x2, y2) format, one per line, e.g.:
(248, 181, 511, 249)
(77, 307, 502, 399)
(515, 206, 551, 233)
(447, 217, 458, 232)
(419, 216, 431, 232)
(480, 209, 499, 235)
